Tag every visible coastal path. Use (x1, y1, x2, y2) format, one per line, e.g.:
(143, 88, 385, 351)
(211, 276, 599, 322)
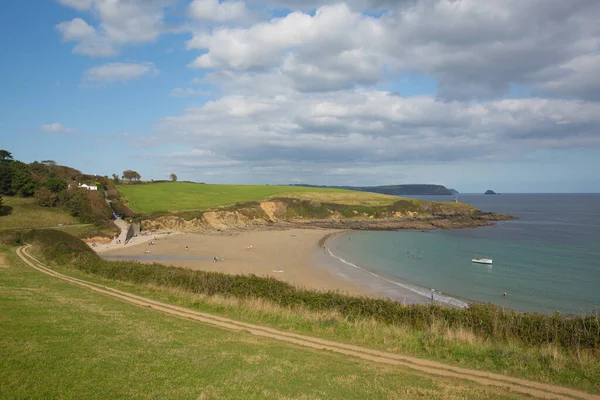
(16, 245, 600, 400)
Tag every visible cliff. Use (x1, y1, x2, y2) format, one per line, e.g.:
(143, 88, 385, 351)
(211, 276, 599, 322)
(140, 198, 515, 233)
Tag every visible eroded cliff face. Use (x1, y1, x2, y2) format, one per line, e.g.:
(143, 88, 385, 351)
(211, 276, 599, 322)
(139, 199, 515, 233)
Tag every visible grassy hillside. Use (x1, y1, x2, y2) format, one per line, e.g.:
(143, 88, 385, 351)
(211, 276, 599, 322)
(117, 182, 399, 213)
(0, 197, 117, 238)
(0, 196, 78, 229)
(5, 230, 598, 393)
(0, 248, 518, 400)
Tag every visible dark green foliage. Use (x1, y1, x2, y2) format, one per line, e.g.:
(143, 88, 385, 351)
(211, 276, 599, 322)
(61, 189, 112, 224)
(0, 160, 36, 197)
(0, 150, 13, 163)
(9, 162, 36, 197)
(43, 177, 67, 193)
(23, 230, 600, 351)
(0, 162, 12, 194)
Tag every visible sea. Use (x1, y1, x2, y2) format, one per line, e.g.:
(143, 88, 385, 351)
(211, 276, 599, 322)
(321, 194, 600, 315)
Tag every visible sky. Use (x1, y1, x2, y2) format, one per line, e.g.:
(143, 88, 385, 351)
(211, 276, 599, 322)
(1, 0, 600, 193)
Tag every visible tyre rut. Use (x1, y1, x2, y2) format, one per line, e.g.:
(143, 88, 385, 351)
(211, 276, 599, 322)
(16, 246, 599, 400)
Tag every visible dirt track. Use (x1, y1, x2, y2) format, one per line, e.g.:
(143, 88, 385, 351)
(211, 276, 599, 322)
(16, 246, 600, 400)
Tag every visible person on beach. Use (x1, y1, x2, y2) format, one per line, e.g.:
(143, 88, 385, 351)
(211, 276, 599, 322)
(185, 246, 189, 251)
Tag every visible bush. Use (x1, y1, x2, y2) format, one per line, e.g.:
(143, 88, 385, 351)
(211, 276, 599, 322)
(35, 187, 58, 207)
(61, 188, 112, 224)
(23, 229, 600, 351)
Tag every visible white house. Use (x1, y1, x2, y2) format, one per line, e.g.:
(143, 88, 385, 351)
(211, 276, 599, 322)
(78, 183, 98, 191)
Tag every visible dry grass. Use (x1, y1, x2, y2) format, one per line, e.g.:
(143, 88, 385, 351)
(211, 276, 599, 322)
(270, 191, 402, 206)
(0, 197, 78, 230)
(73, 278, 599, 393)
(1, 249, 521, 400)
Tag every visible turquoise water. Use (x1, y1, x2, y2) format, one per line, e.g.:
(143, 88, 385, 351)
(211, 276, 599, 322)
(327, 194, 600, 314)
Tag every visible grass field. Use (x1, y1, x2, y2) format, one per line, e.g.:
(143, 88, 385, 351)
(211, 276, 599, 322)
(51, 265, 600, 394)
(0, 197, 78, 230)
(117, 182, 399, 213)
(0, 248, 520, 400)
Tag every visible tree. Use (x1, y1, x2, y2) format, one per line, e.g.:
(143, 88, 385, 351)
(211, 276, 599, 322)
(9, 161, 36, 197)
(170, 173, 178, 182)
(0, 150, 13, 163)
(122, 170, 141, 182)
(41, 160, 57, 166)
(35, 187, 58, 207)
(0, 163, 11, 195)
(44, 177, 67, 193)
(112, 173, 120, 184)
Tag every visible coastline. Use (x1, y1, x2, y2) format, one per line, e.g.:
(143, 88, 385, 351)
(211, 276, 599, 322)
(96, 228, 432, 304)
(321, 232, 468, 308)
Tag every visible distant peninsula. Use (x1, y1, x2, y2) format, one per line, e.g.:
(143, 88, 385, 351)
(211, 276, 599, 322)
(484, 190, 497, 195)
(288, 184, 457, 196)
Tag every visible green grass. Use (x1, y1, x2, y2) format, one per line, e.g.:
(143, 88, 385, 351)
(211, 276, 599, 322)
(0, 248, 520, 400)
(7, 229, 598, 394)
(117, 182, 398, 213)
(0, 196, 78, 230)
(49, 264, 600, 395)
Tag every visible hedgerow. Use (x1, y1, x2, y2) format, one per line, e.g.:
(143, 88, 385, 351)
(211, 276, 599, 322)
(7, 229, 600, 350)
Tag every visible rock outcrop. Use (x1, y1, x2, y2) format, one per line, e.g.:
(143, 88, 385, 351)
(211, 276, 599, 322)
(139, 199, 515, 233)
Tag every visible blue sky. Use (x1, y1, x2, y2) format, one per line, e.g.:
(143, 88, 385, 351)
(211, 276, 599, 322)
(1, 0, 600, 193)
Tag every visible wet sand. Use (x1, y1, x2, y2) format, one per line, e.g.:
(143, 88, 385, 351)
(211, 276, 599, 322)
(99, 228, 428, 302)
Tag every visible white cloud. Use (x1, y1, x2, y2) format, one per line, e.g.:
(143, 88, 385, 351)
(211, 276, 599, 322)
(56, 0, 169, 57)
(186, 4, 380, 71)
(157, 87, 600, 180)
(42, 123, 74, 133)
(56, 18, 116, 57)
(186, 0, 600, 99)
(83, 62, 159, 85)
(188, 0, 250, 21)
(57, 0, 92, 11)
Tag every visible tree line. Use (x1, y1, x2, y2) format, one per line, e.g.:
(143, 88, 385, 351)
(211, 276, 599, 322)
(1, 149, 181, 221)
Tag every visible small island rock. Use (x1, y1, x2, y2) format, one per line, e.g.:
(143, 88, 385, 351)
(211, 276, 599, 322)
(484, 190, 497, 195)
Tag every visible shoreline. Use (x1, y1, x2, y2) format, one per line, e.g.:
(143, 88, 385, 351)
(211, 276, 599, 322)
(321, 232, 468, 308)
(96, 228, 430, 304)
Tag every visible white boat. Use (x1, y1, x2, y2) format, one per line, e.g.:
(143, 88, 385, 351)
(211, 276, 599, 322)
(472, 257, 492, 265)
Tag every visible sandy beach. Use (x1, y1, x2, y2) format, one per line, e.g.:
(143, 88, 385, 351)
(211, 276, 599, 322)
(97, 228, 428, 302)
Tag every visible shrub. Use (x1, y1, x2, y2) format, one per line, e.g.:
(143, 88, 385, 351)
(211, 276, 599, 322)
(23, 229, 600, 351)
(35, 187, 59, 207)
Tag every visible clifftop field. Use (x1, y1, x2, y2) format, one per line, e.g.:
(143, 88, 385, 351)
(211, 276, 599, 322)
(117, 182, 400, 213)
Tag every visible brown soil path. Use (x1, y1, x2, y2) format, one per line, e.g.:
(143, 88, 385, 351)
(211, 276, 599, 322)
(16, 246, 599, 400)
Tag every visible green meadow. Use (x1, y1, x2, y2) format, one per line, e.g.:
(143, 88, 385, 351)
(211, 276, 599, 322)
(116, 182, 398, 213)
(0, 247, 521, 400)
